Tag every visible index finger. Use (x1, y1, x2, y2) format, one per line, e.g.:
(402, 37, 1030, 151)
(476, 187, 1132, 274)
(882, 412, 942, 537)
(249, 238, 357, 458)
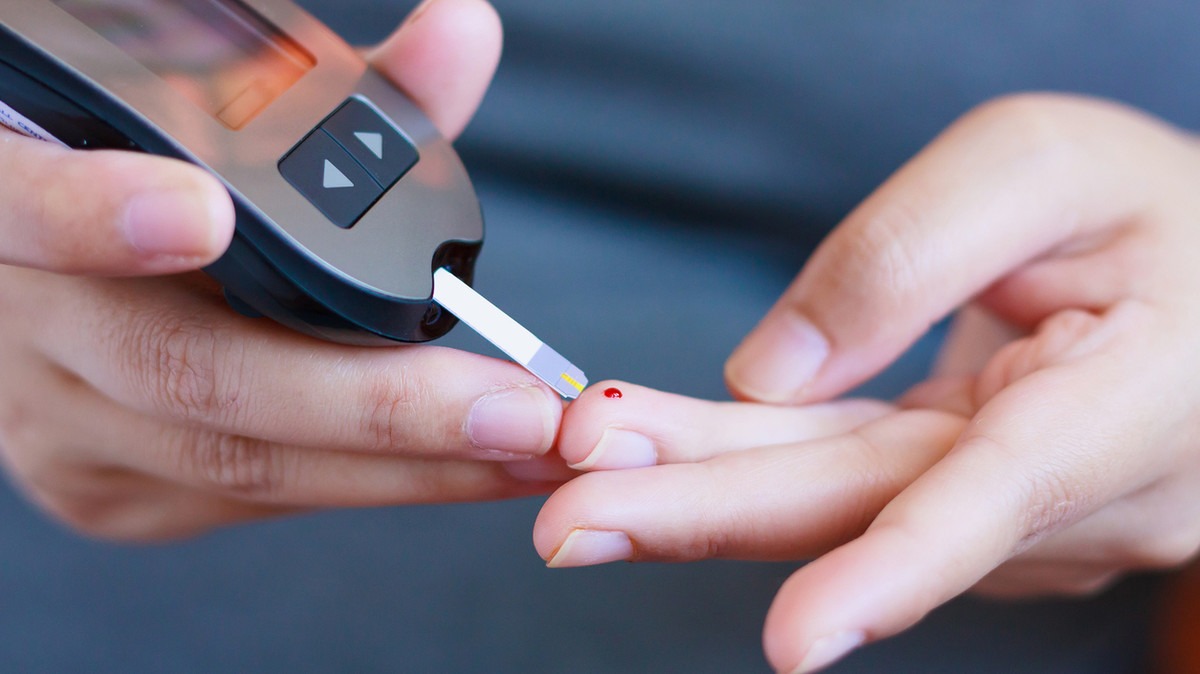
(0, 131, 233, 275)
(35, 275, 562, 460)
(725, 94, 1190, 405)
(557, 381, 892, 470)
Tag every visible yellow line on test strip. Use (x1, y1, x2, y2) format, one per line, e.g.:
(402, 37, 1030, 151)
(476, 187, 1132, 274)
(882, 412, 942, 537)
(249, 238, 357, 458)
(432, 268, 588, 399)
(560, 372, 585, 393)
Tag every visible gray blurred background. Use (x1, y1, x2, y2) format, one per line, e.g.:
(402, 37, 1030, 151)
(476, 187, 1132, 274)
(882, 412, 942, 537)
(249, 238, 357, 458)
(3, 2, 1197, 671)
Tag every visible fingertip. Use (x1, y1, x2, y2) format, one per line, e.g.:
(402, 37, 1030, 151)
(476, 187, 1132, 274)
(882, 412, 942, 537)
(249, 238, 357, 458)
(370, 0, 503, 139)
(543, 529, 634, 569)
(762, 519, 979, 673)
(387, 346, 563, 458)
(532, 470, 631, 562)
(120, 159, 235, 268)
(119, 169, 233, 271)
(762, 544, 881, 674)
(559, 380, 658, 469)
(0, 137, 234, 275)
(466, 384, 561, 457)
(188, 163, 237, 257)
(771, 631, 866, 674)
(532, 481, 575, 560)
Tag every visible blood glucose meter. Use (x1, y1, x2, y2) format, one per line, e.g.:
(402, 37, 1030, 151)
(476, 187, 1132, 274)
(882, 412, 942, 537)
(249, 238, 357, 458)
(0, 0, 485, 345)
(0, 0, 588, 397)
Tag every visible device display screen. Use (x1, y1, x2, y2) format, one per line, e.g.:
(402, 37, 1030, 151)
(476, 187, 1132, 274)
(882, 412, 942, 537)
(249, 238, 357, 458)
(53, 0, 315, 129)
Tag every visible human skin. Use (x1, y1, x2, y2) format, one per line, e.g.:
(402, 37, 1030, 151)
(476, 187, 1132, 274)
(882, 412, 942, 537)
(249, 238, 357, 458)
(535, 94, 1200, 673)
(0, 0, 568, 542)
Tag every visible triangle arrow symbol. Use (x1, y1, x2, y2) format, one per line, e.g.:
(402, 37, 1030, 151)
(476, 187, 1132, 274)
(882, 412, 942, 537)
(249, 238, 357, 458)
(323, 160, 354, 189)
(355, 131, 384, 160)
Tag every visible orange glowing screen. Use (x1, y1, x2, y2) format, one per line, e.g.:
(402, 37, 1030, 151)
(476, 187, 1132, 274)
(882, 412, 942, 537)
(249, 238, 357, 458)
(53, 0, 315, 129)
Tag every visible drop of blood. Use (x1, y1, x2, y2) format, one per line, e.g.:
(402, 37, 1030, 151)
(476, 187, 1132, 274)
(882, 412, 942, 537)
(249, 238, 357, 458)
(603, 387, 623, 399)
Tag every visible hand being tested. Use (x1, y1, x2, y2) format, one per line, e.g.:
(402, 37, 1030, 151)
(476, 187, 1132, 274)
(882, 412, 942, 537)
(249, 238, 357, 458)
(0, 0, 565, 542)
(536, 94, 1200, 672)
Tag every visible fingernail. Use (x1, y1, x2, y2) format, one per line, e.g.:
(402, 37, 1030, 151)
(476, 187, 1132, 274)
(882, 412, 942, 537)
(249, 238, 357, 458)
(790, 631, 865, 674)
(404, 0, 440, 26)
(726, 313, 829, 403)
(123, 191, 218, 258)
(467, 387, 555, 456)
(569, 428, 657, 470)
(547, 530, 634, 568)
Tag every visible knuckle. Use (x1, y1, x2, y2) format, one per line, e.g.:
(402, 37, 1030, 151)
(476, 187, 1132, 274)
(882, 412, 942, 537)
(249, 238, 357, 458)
(861, 205, 924, 298)
(843, 410, 958, 496)
(822, 199, 926, 317)
(125, 310, 246, 424)
(363, 358, 430, 454)
(26, 151, 109, 269)
(958, 435, 1093, 551)
(695, 528, 731, 562)
(366, 380, 415, 453)
(960, 93, 1079, 156)
(1015, 470, 1086, 549)
(672, 465, 732, 561)
(182, 432, 287, 499)
(846, 420, 902, 486)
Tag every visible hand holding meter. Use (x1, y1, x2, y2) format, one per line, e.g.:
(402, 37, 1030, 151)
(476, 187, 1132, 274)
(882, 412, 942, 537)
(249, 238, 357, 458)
(0, 2, 572, 545)
(0, 0, 586, 397)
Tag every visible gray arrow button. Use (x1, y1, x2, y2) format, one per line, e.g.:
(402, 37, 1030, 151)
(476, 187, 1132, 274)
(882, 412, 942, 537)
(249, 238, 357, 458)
(323, 160, 354, 189)
(354, 131, 384, 159)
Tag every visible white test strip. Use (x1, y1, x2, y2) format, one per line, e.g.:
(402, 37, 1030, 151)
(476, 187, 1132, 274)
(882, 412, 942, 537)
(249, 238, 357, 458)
(432, 267, 588, 399)
(0, 99, 68, 147)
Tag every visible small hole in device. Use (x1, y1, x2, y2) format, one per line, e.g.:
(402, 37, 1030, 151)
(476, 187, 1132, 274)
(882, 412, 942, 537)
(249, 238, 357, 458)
(422, 303, 443, 327)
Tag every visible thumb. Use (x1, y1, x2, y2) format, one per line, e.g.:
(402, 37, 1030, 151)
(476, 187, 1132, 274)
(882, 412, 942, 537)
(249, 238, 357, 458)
(724, 94, 1184, 403)
(0, 131, 233, 276)
(368, 0, 503, 141)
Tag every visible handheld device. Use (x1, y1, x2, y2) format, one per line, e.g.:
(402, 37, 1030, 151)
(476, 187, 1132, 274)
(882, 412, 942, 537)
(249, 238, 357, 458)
(0, 0, 587, 397)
